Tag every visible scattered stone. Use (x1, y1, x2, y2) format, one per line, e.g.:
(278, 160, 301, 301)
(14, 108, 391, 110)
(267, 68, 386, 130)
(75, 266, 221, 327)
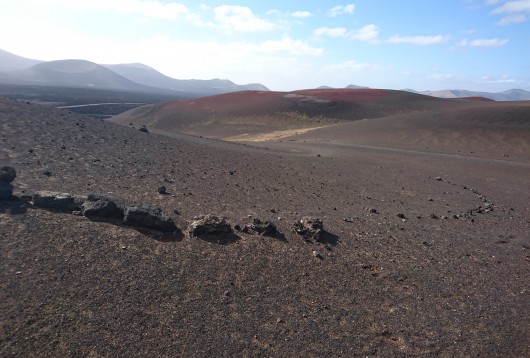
(369, 208, 378, 214)
(189, 214, 232, 237)
(82, 194, 124, 219)
(430, 213, 438, 219)
(123, 205, 175, 232)
(396, 213, 406, 219)
(435, 176, 442, 181)
(43, 170, 52, 176)
(312, 250, 323, 259)
(158, 186, 167, 194)
(0, 166, 16, 183)
(294, 217, 323, 241)
(32, 191, 77, 212)
(139, 125, 149, 133)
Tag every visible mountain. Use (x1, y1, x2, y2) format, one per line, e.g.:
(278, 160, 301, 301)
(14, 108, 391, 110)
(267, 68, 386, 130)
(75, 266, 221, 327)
(316, 85, 369, 90)
(0, 48, 42, 72)
(413, 89, 530, 101)
(1, 60, 166, 93)
(0, 48, 269, 96)
(345, 84, 369, 89)
(105, 63, 268, 95)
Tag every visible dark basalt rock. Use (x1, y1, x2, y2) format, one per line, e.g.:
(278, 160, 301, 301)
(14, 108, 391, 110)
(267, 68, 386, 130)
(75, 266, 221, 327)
(123, 205, 175, 232)
(82, 194, 124, 219)
(189, 215, 232, 237)
(242, 218, 278, 237)
(139, 125, 149, 133)
(32, 191, 78, 212)
(294, 217, 323, 241)
(0, 166, 16, 183)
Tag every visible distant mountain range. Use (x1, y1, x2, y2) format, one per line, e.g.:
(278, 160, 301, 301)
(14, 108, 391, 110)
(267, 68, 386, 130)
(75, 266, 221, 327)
(408, 89, 530, 101)
(317, 84, 530, 101)
(0, 49, 268, 96)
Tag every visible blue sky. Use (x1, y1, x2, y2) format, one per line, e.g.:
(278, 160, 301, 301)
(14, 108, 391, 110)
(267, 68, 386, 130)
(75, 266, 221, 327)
(0, 0, 529, 91)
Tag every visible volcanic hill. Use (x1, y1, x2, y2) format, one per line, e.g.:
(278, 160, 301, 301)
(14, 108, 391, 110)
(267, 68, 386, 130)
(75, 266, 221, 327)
(1, 95, 529, 357)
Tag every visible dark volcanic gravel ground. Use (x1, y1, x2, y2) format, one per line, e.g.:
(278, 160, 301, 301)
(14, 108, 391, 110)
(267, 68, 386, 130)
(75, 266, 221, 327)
(1, 98, 529, 357)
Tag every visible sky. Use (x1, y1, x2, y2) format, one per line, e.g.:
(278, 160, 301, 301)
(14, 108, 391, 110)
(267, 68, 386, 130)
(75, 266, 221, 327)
(0, 0, 529, 92)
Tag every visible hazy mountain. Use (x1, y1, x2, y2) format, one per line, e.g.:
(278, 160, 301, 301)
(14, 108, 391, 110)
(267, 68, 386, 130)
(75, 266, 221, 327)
(105, 63, 268, 95)
(316, 84, 369, 90)
(1, 60, 167, 93)
(0, 49, 42, 72)
(412, 89, 530, 101)
(345, 84, 369, 89)
(0, 48, 269, 96)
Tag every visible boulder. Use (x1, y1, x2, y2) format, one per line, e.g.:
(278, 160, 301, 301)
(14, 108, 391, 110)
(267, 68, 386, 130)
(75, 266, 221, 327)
(32, 191, 77, 211)
(189, 215, 232, 237)
(123, 205, 175, 232)
(139, 125, 149, 133)
(294, 217, 323, 241)
(0, 166, 16, 183)
(82, 194, 124, 219)
(0, 182, 13, 200)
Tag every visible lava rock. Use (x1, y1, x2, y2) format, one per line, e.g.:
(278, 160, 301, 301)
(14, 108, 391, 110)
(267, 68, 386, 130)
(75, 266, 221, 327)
(244, 218, 278, 237)
(189, 215, 232, 237)
(82, 194, 124, 219)
(139, 125, 149, 133)
(158, 186, 167, 194)
(0, 182, 13, 200)
(0, 166, 16, 183)
(294, 217, 323, 241)
(123, 205, 175, 232)
(32, 191, 77, 212)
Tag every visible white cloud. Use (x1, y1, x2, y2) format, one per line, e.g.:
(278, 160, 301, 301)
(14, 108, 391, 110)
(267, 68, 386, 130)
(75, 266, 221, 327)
(325, 60, 379, 72)
(491, 0, 530, 13)
(40, 0, 189, 19)
(350, 24, 379, 43)
(314, 24, 379, 43)
(292, 10, 311, 18)
(480, 75, 516, 83)
(258, 37, 323, 56)
(491, 0, 530, 24)
(213, 5, 277, 32)
(428, 74, 456, 80)
(314, 27, 349, 38)
(327, 4, 355, 17)
(387, 35, 449, 45)
(496, 13, 528, 24)
(459, 38, 509, 47)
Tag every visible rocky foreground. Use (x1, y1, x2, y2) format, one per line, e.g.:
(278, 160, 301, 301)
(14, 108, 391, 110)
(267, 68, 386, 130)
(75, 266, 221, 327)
(1, 98, 529, 357)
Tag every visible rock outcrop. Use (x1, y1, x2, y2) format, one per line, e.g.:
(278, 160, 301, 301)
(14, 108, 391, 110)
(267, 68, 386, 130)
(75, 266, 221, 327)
(82, 194, 124, 219)
(294, 217, 324, 241)
(240, 218, 279, 237)
(123, 204, 175, 232)
(189, 215, 232, 237)
(32, 191, 78, 212)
